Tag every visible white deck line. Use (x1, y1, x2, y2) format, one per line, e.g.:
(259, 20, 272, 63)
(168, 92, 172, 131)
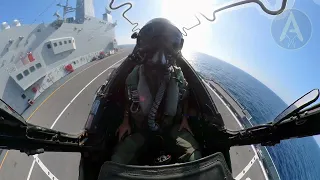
(246, 119, 280, 179)
(203, 80, 269, 180)
(235, 154, 259, 180)
(26, 58, 125, 180)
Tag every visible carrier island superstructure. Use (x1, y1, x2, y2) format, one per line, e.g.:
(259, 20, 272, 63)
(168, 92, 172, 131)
(0, 0, 118, 114)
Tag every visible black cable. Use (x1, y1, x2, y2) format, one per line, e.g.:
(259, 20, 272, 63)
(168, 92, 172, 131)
(108, 0, 288, 36)
(182, 0, 288, 36)
(109, 0, 140, 32)
(31, 0, 59, 24)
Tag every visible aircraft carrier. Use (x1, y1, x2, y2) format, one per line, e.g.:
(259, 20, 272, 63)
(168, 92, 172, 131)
(0, 0, 281, 179)
(0, 0, 117, 114)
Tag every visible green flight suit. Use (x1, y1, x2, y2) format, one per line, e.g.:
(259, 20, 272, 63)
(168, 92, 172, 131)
(111, 66, 201, 164)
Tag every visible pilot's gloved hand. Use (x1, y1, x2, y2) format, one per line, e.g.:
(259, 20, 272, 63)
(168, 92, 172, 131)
(179, 115, 194, 136)
(115, 117, 131, 142)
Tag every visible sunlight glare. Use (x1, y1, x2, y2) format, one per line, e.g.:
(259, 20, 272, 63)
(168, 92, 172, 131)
(161, 0, 215, 55)
(161, 0, 214, 27)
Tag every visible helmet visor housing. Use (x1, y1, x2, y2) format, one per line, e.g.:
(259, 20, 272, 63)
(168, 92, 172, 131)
(139, 18, 184, 57)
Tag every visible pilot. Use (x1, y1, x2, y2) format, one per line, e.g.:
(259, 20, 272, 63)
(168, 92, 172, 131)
(111, 18, 202, 164)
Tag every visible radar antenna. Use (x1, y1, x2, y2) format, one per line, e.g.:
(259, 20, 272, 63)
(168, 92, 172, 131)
(57, 0, 76, 21)
(53, 11, 61, 20)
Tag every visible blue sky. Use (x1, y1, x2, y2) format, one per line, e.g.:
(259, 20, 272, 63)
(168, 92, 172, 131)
(1, 0, 320, 144)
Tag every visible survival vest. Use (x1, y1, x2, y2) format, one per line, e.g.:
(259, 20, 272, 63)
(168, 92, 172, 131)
(126, 64, 187, 128)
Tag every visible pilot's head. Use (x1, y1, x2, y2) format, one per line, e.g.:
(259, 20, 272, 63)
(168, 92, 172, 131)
(135, 18, 184, 71)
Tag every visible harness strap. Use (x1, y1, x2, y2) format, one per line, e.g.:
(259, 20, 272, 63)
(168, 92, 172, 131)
(126, 65, 187, 131)
(147, 65, 171, 131)
(129, 88, 140, 113)
(126, 66, 140, 114)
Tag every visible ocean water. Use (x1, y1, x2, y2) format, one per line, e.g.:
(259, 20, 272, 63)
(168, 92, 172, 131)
(186, 52, 320, 180)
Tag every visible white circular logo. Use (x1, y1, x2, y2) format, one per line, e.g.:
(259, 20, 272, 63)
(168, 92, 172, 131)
(271, 9, 312, 49)
(313, 0, 320, 5)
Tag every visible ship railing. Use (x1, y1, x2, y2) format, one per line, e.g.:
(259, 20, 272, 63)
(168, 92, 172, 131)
(246, 122, 281, 180)
(259, 146, 281, 180)
(201, 76, 281, 180)
(201, 75, 253, 119)
(207, 78, 245, 109)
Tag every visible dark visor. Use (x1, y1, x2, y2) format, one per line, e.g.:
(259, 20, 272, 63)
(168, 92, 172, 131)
(139, 20, 183, 52)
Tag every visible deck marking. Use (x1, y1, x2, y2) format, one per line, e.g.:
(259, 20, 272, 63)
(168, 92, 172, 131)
(235, 155, 258, 180)
(0, 151, 8, 170)
(26, 160, 35, 180)
(50, 57, 124, 128)
(204, 81, 269, 180)
(26, 57, 125, 179)
(0, 52, 127, 171)
(26, 52, 124, 121)
(26, 60, 101, 121)
(33, 155, 59, 180)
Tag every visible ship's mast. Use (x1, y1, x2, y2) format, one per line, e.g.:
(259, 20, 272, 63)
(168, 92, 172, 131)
(75, 0, 95, 23)
(57, 0, 76, 21)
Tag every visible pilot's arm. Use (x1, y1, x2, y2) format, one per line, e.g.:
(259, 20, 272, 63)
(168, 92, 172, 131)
(177, 69, 194, 135)
(115, 80, 132, 142)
